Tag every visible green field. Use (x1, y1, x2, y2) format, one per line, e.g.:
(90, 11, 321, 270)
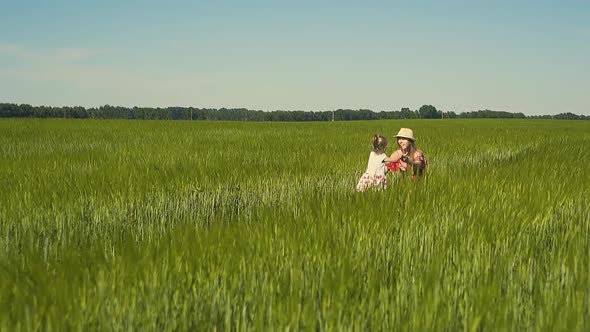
(1, 118, 589, 331)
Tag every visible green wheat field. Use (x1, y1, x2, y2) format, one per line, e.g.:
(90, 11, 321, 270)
(1, 118, 589, 331)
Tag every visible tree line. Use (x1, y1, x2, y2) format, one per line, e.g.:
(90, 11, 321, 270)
(0, 103, 587, 121)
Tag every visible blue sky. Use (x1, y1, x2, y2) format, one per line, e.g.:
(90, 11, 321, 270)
(1, 1, 588, 115)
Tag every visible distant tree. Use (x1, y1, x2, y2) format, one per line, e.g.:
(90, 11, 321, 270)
(399, 107, 417, 119)
(2, 102, 589, 121)
(444, 111, 457, 119)
(418, 105, 441, 119)
(554, 112, 581, 120)
(459, 109, 525, 119)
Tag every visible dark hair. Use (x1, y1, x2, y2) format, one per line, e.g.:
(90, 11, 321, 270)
(372, 134, 388, 154)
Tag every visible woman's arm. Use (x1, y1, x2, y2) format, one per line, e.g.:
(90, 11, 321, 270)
(383, 150, 403, 163)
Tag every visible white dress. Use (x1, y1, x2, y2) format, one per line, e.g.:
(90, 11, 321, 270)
(356, 151, 388, 192)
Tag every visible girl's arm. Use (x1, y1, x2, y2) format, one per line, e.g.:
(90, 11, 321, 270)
(383, 150, 403, 163)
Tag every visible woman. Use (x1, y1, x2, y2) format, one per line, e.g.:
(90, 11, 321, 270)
(383, 128, 428, 179)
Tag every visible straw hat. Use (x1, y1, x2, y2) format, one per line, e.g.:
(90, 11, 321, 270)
(395, 128, 415, 141)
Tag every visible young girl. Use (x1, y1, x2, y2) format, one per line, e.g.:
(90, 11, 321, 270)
(384, 128, 428, 180)
(356, 134, 389, 192)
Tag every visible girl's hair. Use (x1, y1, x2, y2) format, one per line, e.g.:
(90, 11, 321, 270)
(372, 134, 388, 154)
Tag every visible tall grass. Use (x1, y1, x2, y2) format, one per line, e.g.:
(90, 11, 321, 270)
(1, 118, 589, 330)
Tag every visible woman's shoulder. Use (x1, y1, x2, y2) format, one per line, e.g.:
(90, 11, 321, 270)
(414, 149, 428, 163)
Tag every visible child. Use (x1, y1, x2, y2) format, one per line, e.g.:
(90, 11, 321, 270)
(356, 134, 389, 192)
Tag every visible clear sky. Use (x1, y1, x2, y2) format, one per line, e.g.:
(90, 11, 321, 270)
(1, 0, 589, 115)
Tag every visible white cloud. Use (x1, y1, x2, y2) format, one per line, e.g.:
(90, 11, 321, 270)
(0, 42, 98, 63)
(0, 42, 112, 83)
(0, 42, 159, 106)
(0, 42, 26, 56)
(54, 48, 97, 62)
(0, 43, 198, 92)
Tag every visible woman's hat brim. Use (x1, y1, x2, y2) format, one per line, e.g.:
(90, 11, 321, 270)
(396, 135, 415, 141)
